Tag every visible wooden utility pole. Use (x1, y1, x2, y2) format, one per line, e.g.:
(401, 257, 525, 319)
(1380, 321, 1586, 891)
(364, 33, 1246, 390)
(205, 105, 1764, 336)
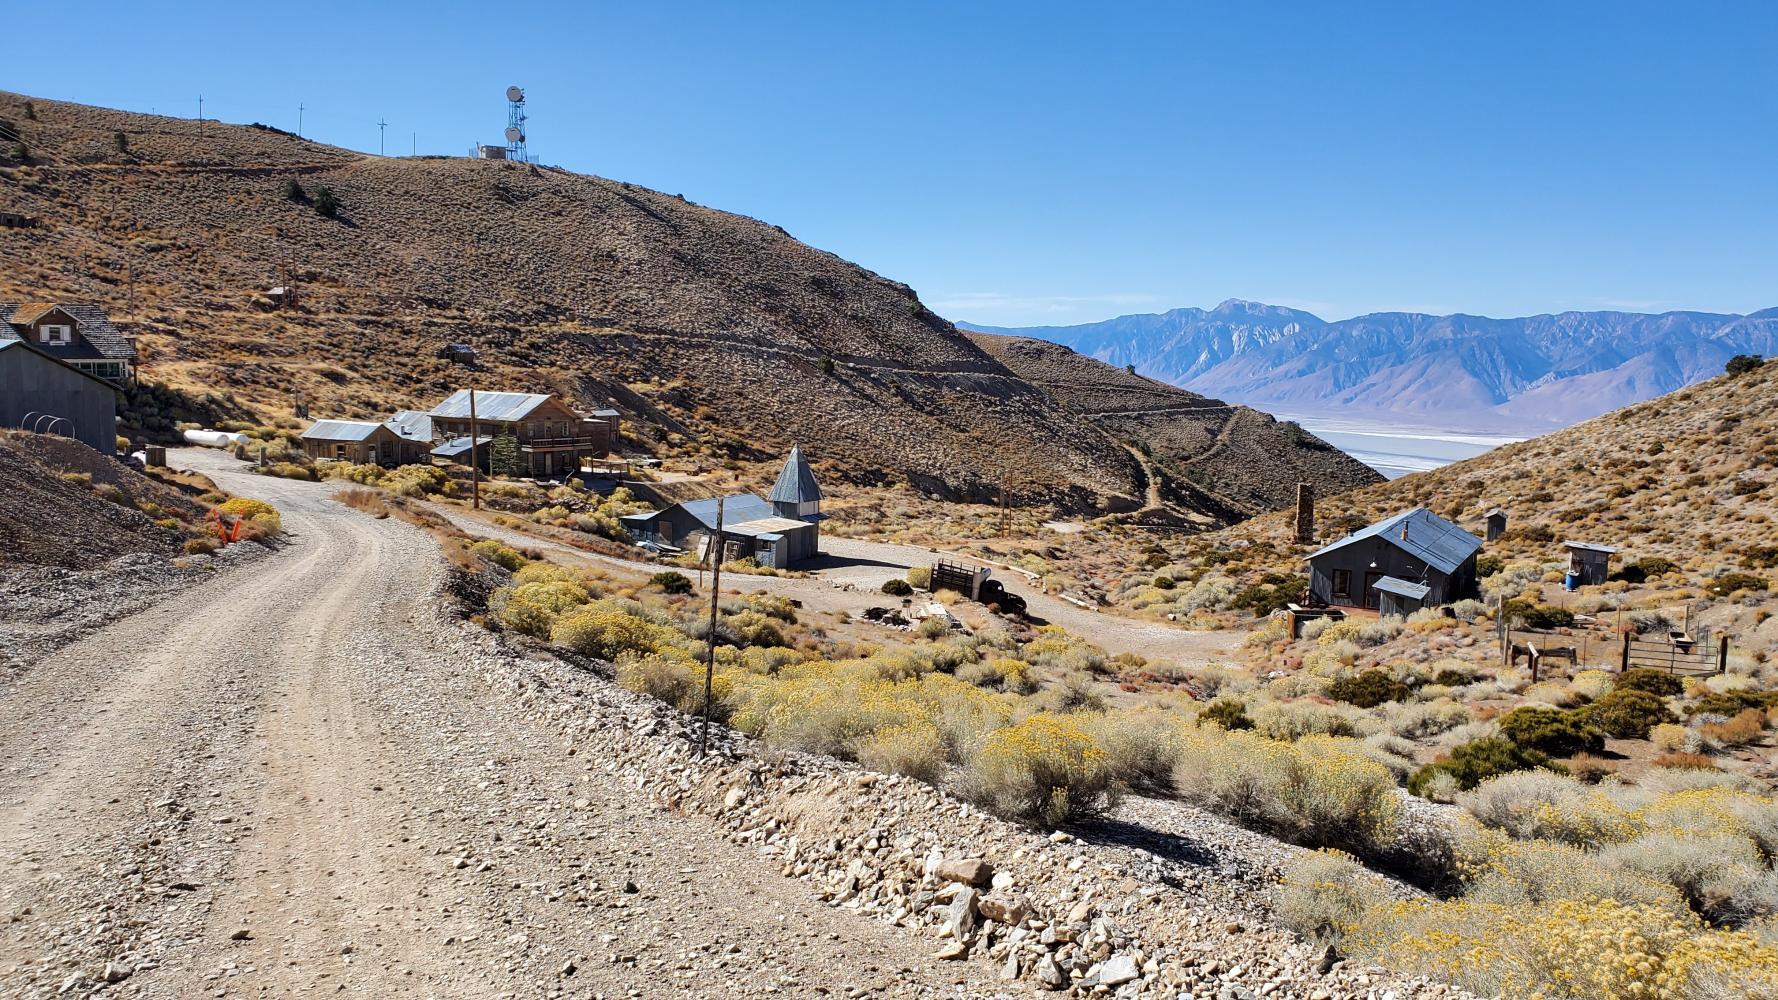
(469, 387, 482, 509)
(699, 497, 725, 758)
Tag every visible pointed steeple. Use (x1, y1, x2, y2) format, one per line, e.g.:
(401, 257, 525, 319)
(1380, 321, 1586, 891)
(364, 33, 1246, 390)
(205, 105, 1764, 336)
(769, 444, 821, 509)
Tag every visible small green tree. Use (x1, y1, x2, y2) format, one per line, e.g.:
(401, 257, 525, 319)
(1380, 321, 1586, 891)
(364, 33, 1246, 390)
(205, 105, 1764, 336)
(113, 131, 128, 153)
(22, 101, 35, 121)
(312, 184, 339, 218)
(1726, 354, 1765, 377)
(818, 354, 835, 376)
(489, 432, 521, 477)
(282, 177, 306, 202)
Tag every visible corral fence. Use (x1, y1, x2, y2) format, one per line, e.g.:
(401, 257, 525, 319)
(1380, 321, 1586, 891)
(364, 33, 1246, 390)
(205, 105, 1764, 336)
(1499, 622, 1729, 682)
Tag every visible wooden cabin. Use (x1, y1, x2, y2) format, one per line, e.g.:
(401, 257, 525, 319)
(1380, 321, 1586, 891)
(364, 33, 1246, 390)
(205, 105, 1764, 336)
(428, 390, 609, 478)
(1305, 507, 1482, 611)
(300, 419, 407, 466)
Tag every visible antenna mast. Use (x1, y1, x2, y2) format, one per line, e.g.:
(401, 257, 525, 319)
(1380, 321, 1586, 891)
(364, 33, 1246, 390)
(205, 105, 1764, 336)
(504, 86, 528, 162)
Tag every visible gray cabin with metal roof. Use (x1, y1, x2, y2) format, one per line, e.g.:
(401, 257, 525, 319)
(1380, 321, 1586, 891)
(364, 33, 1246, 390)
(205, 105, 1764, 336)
(0, 340, 120, 452)
(1304, 507, 1482, 611)
(620, 450, 824, 568)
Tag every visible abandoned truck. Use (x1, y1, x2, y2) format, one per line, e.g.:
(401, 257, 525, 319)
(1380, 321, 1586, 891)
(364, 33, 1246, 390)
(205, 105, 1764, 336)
(929, 560, 1028, 617)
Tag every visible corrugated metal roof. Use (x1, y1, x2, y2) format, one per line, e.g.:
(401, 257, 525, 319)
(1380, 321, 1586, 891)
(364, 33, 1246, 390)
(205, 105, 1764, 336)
(768, 445, 821, 505)
(726, 515, 815, 538)
(386, 409, 434, 442)
(678, 494, 774, 532)
(431, 435, 493, 457)
(1307, 507, 1482, 576)
(0, 302, 136, 360)
(428, 390, 553, 422)
(301, 419, 385, 442)
(1373, 575, 1432, 600)
(1563, 540, 1619, 554)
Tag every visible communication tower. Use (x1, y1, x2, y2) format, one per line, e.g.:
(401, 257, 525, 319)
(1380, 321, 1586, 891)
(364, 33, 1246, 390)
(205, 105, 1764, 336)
(504, 86, 528, 162)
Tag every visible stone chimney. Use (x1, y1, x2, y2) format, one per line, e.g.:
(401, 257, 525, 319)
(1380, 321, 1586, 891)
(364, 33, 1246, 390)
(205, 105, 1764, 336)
(1294, 482, 1314, 545)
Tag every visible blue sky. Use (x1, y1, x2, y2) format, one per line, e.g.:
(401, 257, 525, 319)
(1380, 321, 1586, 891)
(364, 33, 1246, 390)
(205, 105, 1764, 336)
(6, 2, 1775, 326)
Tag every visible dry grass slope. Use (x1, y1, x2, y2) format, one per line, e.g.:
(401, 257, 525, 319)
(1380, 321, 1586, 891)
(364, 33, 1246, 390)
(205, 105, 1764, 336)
(0, 91, 1360, 525)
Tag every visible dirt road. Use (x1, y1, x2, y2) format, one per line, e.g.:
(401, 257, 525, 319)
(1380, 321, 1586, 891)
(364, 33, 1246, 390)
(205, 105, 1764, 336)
(0, 451, 1013, 998)
(431, 506, 1238, 667)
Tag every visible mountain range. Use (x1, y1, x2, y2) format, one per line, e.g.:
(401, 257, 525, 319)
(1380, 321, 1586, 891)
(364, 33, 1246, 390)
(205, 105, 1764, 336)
(965, 300, 1778, 432)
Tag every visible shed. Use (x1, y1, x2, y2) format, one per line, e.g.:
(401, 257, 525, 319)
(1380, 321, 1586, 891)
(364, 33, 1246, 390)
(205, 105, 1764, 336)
(0, 340, 120, 452)
(1563, 541, 1618, 589)
(1304, 507, 1482, 610)
(1373, 576, 1433, 617)
(1485, 509, 1508, 542)
(386, 410, 436, 464)
(301, 419, 406, 465)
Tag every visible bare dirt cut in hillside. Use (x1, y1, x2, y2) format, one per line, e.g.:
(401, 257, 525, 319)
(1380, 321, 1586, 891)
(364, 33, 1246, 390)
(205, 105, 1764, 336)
(0, 91, 1361, 525)
(970, 332, 1381, 521)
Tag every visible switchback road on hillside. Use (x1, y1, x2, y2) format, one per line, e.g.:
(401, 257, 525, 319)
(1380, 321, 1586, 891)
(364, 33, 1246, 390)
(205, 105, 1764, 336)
(0, 453, 1011, 999)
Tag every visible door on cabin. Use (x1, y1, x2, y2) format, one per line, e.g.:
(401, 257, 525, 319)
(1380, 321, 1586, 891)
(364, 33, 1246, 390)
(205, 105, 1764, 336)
(1362, 571, 1384, 610)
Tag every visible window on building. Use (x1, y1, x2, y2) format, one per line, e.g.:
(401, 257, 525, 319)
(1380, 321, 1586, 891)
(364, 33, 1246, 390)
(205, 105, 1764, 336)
(40, 324, 72, 345)
(1331, 568, 1352, 601)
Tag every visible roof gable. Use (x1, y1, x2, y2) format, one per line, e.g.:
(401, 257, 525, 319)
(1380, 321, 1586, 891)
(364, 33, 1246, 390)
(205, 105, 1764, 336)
(0, 302, 136, 360)
(386, 409, 434, 442)
(301, 419, 387, 442)
(768, 445, 821, 505)
(0, 339, 123, 393)
(1307, 507, 1482, 576)
(428, 389, 555, 422)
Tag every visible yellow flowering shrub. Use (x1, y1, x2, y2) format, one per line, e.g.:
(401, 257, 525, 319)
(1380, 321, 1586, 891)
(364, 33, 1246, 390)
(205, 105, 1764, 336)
(856, 722, 946, 783)
(1349, 897, 1778, 1000)
(216, 496, 283, 535)
(495, 580, 590, 637)
(550, 600, 681, 659)
(957, 713, 1116, 826)
(1275, 849, 1391, 949)
(1317, 620, 1365, 647)
(1173, 728, 1399, 853)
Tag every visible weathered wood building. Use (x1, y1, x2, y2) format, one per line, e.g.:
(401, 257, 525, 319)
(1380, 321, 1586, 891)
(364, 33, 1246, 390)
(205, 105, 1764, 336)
(620, 448, 825, 569)
(1305, 507, 1482, 611)
(428, 391, 609, 478)
(0, 302, 138, 385)
(0, 340, 120, 452)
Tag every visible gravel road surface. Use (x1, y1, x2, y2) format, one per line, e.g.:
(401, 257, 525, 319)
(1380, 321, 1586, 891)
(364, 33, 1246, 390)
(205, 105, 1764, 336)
(0, 451, 1014, 999)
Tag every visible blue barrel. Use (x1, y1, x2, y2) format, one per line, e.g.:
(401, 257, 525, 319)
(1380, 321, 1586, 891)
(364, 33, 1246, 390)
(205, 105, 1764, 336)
(1564, 572, 1580, 592)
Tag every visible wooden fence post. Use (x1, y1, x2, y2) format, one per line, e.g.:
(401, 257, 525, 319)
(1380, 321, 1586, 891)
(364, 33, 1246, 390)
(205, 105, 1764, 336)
(1718, 637, 1730, 675)
(1620, 632, 1631, 673)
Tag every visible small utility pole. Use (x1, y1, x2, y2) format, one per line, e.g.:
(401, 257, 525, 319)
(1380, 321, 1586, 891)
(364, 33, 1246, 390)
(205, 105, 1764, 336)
(197, 94, 204, 121)
(298, 103, 304, 137)
(699, 497, 726, 758)
(411, 131, 416, 156)
(469, 387, 482, 510)
(378, 118, 388, 156)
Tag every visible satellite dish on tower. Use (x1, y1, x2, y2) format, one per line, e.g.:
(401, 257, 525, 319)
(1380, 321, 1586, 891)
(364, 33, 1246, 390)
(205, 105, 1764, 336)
(506, 86, 525, 103)
(505, 126, 524, 143)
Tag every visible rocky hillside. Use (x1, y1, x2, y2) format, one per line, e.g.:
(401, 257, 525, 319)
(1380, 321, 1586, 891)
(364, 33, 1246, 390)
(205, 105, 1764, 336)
(0, 93, 1366, 524)
(1222, 358, 1778, 579)
(970, 298, 1778, 432)
(967, 332, 1379, 521)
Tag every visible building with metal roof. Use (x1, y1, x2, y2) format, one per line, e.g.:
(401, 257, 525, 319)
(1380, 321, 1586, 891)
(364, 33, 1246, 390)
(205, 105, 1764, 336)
(427, 390, 611, 478)
(0, 339, 120, 452)
(1372, 575, 1433, 617)
(1304, 507, 1482, 611)
(386, 410, 434, 443)
(0, 302, 139, 385)
(300, 419, 407, 466)
(1563, 540, 1619, 588)
(620, 490, 818, 569)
